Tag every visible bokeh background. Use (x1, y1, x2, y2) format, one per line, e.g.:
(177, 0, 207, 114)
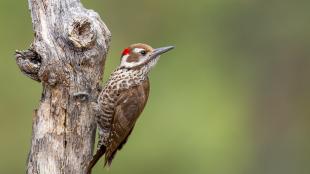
(1, 0, 309, 174)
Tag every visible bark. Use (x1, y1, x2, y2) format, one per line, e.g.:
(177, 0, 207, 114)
(15, 0, 111, 173)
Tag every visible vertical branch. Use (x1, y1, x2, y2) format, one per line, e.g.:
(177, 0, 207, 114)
(15, 0, 111, 173)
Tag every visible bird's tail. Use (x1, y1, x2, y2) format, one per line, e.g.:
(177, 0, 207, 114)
(104, 150, 117, 167)
(86, 145, 106, 174)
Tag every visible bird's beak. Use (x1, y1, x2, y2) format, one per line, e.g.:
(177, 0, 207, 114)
(150, 46, 175, 59)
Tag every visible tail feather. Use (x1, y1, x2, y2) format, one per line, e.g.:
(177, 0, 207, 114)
(86, 145, 106, 174)
(104, 150, 117, 167)
(103, 128, 134, 167)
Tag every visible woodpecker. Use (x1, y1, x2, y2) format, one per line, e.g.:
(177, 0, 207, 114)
(87, 43, 174, 172)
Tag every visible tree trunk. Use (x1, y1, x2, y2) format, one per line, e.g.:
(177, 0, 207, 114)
(15, 0, 111, 173)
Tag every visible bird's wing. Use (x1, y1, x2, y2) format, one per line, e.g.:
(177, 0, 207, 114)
(105, 79, 150, 166)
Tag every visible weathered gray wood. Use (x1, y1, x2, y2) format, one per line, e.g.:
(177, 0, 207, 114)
(15, 0, 111, 173)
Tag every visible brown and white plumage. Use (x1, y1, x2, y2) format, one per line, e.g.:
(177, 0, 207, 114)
(104, 79, 149, 165)
(87, 43, 174, 172)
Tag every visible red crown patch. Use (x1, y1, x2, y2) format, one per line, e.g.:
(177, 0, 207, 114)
(121, 48, 131, 56)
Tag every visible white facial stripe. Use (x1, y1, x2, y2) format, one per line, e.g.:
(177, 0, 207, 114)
(122, 61, 138, 68)
(121, 54, 129, 60)
(120, 54, 148, 68)
(133, 48, 145, 53)
(121, 55, 130, 67)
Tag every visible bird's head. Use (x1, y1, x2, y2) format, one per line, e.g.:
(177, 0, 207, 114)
(119, 43, 174, 69)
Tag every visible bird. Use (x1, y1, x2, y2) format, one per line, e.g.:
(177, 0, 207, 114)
(87, 43, 174, 172)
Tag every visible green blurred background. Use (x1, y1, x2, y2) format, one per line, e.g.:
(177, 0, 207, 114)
(1, 0, 309, 174)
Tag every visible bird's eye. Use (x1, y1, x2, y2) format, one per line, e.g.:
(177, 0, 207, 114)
(140, 50, 147, 56)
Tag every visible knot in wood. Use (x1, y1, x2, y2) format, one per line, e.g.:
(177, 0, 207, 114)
(73, 92, 90, 102)
(68, 18, 96, 49)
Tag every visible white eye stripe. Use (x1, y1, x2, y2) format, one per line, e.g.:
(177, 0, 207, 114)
(133, 48, 145, 53)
